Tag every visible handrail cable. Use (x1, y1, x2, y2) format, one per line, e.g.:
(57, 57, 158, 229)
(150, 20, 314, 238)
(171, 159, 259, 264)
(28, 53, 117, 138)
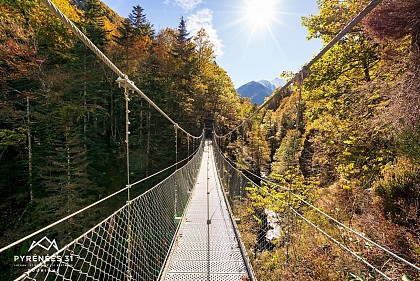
(15, 203, 128, 280)
(216, 0, 383, 138)
(241, 166, 420, 271)
(130, 134, 203, 187)
(0, 137, 203, 254)
(211, 140, 257, 281)
(39, 0, 200, 139)
(214, 140, 420, 272)
(213, 138, 394, 279)
(290, 207, 392, 280)
(15, 140, 205, 280)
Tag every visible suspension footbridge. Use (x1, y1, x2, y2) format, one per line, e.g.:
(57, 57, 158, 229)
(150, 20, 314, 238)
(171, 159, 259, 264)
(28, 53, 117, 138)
(7, 137, 255, 281)
(3, 132, 419, 280)
(162, 140, 252, 280)
(1, 0, 419, 280)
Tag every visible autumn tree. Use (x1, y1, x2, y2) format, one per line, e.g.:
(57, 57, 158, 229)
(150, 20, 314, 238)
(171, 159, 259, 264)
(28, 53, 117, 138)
(360, 0, 420, 232)
(363, 0, 420, 162)
(0, 2, 248, 279)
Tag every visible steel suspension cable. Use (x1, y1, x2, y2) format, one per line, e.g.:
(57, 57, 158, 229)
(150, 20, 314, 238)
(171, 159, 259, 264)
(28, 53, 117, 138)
(0, 133, 203, 254)
(289, 207, 393, 280)
(213, 142, 401, 279)
(215, 145, 420, 272)
(235, 161, 420, 271)
(130, 133, 203, 187)
(39, 0, 200, 139)
(288, 192, 420, 271)
(305, 0, 383, 71)
(0, 186, 127, 253)
(216, 0, 383, 138)
(14, 141, 205, 280)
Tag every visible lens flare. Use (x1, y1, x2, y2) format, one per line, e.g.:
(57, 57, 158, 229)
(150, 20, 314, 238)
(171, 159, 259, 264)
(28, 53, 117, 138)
(244, 0, 276, 29)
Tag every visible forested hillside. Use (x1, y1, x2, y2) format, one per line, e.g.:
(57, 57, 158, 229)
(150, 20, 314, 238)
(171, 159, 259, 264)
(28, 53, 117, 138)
(216, 0, 419, 279)
(1, 0, 419, 280)
(0, 0, 244, 278)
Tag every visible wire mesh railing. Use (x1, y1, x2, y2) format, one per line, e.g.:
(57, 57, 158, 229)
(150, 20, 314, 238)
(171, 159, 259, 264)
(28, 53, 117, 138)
(212, 134, 420, 280)
(212, 137, 257, 280)
(14, 138, 204, 281)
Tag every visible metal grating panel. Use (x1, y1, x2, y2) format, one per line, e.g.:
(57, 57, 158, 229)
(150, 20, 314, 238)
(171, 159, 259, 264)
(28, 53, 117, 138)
(168, 260, 247, 273)
(176, 227, 235, 237)
(175, 241, 240, 252)
(178, 235, 237, 244)
(164, 273, 248, 281)
(162, 141, 250, 280)
(175, 235, 235, 244)
(171, 250, 243, 261)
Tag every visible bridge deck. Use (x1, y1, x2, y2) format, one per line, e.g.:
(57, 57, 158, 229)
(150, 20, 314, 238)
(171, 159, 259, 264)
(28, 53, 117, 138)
(162, 140, 249, 280)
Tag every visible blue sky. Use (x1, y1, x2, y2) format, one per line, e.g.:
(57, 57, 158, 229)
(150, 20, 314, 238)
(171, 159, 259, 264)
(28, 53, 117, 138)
(101, 0, 322, 88)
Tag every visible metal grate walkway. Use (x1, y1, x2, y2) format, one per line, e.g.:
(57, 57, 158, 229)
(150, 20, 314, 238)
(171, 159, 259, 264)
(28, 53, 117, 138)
(162, 140, 250, 280)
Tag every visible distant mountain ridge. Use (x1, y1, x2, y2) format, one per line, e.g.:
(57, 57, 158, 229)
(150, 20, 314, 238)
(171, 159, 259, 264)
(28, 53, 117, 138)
(237, 78, 286, 105)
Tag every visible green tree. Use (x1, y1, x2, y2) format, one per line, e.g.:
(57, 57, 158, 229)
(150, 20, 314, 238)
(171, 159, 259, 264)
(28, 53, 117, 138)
(170, 17, 198, 122)
(128, 5, 154, 39)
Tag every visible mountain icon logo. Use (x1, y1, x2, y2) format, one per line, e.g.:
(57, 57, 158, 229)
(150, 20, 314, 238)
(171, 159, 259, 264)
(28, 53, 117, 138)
(28, 237, 59, 252)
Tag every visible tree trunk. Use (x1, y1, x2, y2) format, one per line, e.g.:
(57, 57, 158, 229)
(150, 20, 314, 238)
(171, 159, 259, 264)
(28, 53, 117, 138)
(66, 127, 71, 216)
(111, 91, 116, 141)
(140, 100, 143, 146)
(363, 60, 371, 82)
(26, 96, 33, 203)
(83, 50, 88, 148)
(146, 104, 151, 176)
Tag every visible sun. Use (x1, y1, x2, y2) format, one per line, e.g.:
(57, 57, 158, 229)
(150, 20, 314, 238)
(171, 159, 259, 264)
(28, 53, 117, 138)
(244, 0, 277, 29)
(224, 0, 285, 49)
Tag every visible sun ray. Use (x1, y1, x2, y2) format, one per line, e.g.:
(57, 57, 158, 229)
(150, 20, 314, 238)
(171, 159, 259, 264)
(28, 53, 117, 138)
(216, 0, 290, 58)
(240, 0, 287, 44)
(244, 0, 276, 29)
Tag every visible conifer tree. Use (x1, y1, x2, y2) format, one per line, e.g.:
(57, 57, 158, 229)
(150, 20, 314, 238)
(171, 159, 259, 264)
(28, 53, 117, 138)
(170, 17, 197, 122)
(129, 5, 154, 39)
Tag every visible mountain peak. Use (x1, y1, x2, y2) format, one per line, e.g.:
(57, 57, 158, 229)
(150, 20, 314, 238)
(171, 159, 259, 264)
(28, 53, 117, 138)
(271, 78, 286, 88)
(236, 78, 286, 105)
(258, 80, 276, 92)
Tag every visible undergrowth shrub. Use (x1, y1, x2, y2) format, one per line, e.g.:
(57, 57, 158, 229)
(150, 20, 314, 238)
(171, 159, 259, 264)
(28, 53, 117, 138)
(375, 160, 420, 228)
